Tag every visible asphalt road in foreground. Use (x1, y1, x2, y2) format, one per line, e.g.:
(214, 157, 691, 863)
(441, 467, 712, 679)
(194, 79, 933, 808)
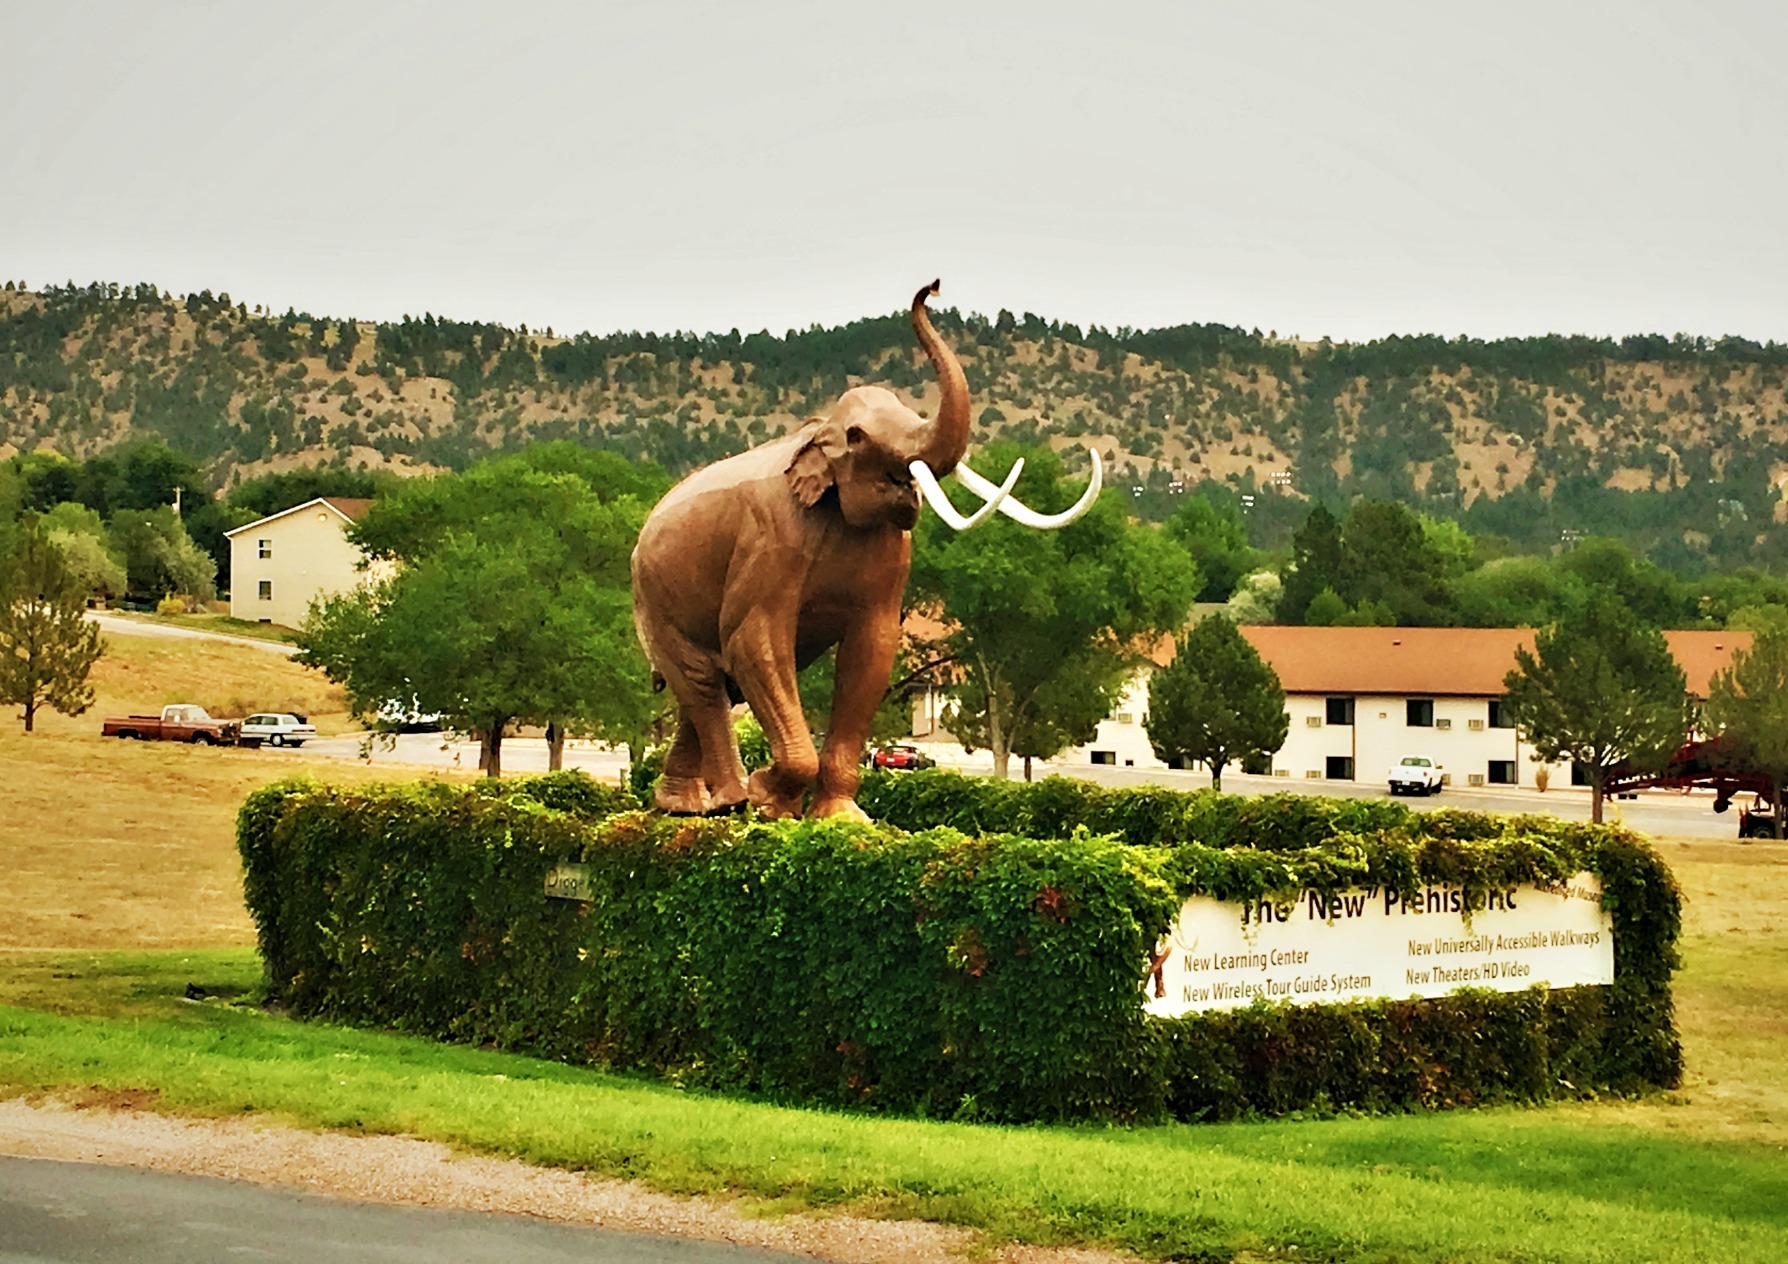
(0, 1156, 804, 1264)
(290, 733, 1755, 841)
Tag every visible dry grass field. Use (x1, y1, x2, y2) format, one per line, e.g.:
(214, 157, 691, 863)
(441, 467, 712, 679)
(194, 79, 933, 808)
(2, 630, 464, 949)
(1603, 835, 1788, 1146)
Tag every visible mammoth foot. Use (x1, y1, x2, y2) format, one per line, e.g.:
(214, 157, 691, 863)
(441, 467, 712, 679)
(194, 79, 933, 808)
(704, 780, 748, 815)
(655, 774, 749, 816)
(654, 774, 712, 816)
(806, 795, 870, 823)
(747, 768, 807, 821)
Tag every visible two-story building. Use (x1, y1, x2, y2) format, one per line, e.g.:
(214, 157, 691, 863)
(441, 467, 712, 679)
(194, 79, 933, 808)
(1061, 625, 1749, 790)
(225, 496, 377, 628)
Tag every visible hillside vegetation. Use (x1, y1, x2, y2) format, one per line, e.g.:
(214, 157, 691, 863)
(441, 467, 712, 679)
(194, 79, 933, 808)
(4, 280, 1787, 566)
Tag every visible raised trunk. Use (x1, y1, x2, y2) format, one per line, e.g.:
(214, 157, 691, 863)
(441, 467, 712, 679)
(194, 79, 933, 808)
(910, 281, 971, 475)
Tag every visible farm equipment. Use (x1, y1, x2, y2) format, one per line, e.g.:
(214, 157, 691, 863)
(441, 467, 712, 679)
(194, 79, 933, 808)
(1604, 737, 1782, 839)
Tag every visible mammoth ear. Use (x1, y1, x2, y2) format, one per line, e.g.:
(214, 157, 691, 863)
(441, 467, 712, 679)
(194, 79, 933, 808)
(785, 420, 850, 509)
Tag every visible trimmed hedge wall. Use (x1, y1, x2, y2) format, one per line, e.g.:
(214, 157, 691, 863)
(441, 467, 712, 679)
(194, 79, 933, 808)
(237, 768, 1681, 1122)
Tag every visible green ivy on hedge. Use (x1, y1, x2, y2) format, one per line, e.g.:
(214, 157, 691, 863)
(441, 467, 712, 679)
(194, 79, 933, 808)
(237, 768, 1682, 1123)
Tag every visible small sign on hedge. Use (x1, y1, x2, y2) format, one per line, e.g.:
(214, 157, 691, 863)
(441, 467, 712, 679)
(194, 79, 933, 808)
(1147, 875, 1614, 1015)
(545, 863, 595, 901)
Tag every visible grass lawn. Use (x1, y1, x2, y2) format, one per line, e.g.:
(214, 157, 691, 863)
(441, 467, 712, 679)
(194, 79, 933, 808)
(3, 647, 1786, 1260)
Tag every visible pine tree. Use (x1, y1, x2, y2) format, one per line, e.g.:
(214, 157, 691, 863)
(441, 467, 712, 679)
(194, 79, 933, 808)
(1502, 593, 1694, 823)
(1146, 614, 1287, 789)
(0, 521, 106, 732)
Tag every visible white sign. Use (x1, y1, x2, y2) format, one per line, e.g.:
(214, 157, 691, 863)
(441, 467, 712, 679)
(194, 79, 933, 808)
(544, 863, 595, 901)
(1146, 873, 1613, 1016)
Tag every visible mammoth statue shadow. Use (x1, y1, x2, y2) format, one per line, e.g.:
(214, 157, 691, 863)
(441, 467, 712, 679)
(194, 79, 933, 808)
(630, 281, 1101, 821)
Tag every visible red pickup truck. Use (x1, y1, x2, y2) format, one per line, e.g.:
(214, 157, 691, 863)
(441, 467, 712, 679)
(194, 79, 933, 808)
(102, 704, 250, 746)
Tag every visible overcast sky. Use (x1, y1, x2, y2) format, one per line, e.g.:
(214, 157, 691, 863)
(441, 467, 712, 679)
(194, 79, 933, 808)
(5, 1, 1787, 343)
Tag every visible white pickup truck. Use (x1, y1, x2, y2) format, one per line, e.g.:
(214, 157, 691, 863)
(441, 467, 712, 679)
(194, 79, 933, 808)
(1388, 755, 1445, 796)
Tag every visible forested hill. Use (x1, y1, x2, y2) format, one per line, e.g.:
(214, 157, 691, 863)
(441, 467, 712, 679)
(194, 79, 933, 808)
(4, 279, 1787, 565)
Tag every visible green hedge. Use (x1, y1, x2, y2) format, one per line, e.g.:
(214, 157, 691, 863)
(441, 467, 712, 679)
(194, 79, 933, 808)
(860, 769, 1682, 1111)
(237, 769, 1682, 1122)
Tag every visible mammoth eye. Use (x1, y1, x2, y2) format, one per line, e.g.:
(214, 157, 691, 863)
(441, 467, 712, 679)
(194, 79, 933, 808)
(886, 468, 912, 489)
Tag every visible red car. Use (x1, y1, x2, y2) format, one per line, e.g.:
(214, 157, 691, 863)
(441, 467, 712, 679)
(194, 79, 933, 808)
(872, 744, 936, 771)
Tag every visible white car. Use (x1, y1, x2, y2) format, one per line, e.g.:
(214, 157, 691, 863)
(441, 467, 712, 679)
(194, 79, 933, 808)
(1388, 755, 1445, 796)
(241, 713, 317, 747)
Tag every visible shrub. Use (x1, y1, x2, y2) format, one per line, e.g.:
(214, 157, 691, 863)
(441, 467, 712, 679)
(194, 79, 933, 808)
(237, 769, 1681, 1122)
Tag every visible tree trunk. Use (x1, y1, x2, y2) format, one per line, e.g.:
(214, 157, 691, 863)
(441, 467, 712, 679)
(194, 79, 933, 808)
(980, 654, 1011, 779)
(1590, 768, 1604, 824)
(546, 722, 565, 772)
(478, 719, 507, 778)
(1775, 781, 1784, 841)
(1210, 757, 1225, 791)
(1023, 755, 1033, 782)
(22, 696, 35, 733)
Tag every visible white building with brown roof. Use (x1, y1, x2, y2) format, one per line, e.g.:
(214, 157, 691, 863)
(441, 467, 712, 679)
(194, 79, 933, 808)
(225, 496, 379, 629)
(1064, 626, 1749, 791)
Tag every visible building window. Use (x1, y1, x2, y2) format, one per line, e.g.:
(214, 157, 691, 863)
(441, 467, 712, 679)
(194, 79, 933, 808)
(1488, 698, 1515, 728)
(1407, 698, 1435, 727)
(257, 538, 272, 559)
(1325, 756, 1355, 780)
(1090, 750, 1116, 766)
(257, 580, 272, 601)
(1325, 696, 1355, 725)
(1488, 760, 1517, 785)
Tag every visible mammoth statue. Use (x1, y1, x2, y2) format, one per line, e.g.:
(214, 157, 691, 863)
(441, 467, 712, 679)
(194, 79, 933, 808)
(630, 281, 1101, 821)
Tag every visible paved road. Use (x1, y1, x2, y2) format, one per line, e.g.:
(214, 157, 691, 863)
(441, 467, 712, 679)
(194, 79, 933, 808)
(0, 1155, 804, 1264)
(85, 612, 297, 656)
(289, 733, 1751, 840)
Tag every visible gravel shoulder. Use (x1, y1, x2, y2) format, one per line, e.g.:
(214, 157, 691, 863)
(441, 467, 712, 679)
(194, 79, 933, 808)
(0, 1096, 1130, 1264)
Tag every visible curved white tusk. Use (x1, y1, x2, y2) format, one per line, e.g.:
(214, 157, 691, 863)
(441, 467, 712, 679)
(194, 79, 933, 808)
(910, 458, 1023, 530)
(954, 449, 1103, 530)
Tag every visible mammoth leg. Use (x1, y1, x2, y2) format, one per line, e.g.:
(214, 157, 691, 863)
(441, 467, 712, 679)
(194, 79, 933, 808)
(652, 634, 748, 815)
(727, 613, 817, 821)
(654, 713, 709, 814)
(809, 604, 900, 821)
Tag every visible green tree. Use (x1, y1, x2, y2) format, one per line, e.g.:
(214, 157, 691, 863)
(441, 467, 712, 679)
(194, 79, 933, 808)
(0, 520, 105, 731)
(1146, 613, 1287, 788)
(1502, 594, 1695, 822)
(1165, 493, 1253, 601)
(1704, 627, 1788, 839)
(299, 444, 664, 776)
(107, 507, 216, 604)
(908, 445, 1198, 779)
(1338, 500, 1454, 625)
(945, 644, 1132, 781)
(1277, 502, 1343, 624)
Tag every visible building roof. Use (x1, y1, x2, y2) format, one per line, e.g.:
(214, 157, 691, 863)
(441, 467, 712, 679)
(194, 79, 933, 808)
(1218, 626, 1749, 699)
(321, 496, 375, 521)
(224, 496, 375, 537)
